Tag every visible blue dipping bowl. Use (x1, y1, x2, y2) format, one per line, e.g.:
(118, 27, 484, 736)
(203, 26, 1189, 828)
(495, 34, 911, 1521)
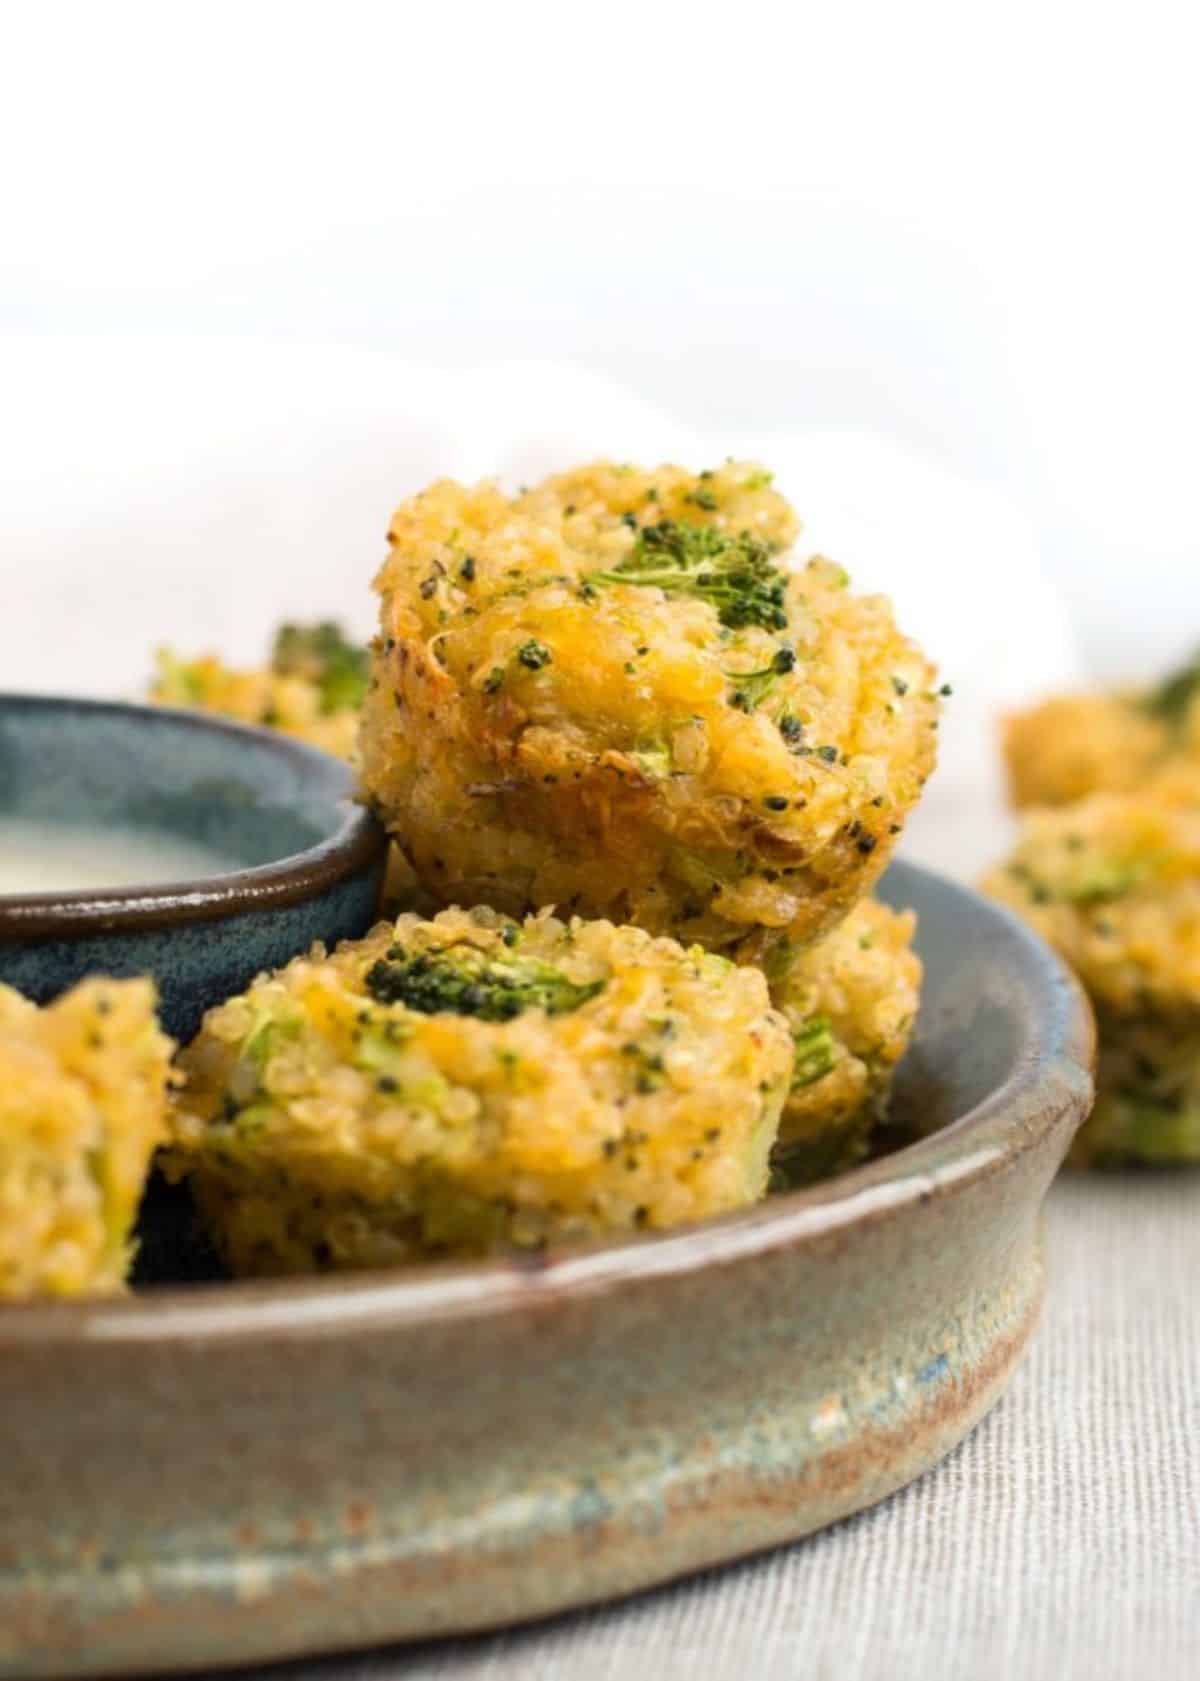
(0, 695, 388, 1041)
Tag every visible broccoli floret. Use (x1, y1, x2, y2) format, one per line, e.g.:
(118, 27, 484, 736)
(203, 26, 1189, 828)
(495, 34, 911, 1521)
(726, 644, 797, 712)
(365, 943, 605, 1021)
(628, 742, 673, 780)
(589, 520, 790, 632)
(271, 621, 370, 715)
(1063, 860, 1144, 904)
(1082, 1095, 1200, 1168)
(1010, 854, 1142, 907)
(350, 1011, 413, 1082)
(241, 1003, 304, 1073)
(153, 651, 209, 706)
(791, 1016, 836, 1090)
(516, 639, 553, 671)
(1145, 646, 1200, 726)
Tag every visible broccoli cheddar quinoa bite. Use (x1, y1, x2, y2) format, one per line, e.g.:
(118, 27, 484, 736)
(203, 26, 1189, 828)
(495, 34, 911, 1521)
(165, 906, 795, 1273)
(983, 791, 1200, 1166)
(764, 898, 921, 1178)
(151, 620, 369, 762)
(360, 461, 943, 955)
(0, 978, 174, 1299)
(1003, 647, 1200, 809)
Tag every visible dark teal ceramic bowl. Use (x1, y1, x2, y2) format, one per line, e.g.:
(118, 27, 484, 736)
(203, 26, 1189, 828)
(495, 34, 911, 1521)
(0, 695, 387, 1040)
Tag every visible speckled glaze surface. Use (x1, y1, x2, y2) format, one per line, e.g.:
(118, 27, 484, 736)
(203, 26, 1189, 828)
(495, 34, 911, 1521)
(0, 695, 387, 1040)
(0, 863, 1095, 1679)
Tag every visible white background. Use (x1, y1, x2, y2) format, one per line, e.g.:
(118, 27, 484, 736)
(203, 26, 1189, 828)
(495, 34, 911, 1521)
(2, 0, 1198, 678)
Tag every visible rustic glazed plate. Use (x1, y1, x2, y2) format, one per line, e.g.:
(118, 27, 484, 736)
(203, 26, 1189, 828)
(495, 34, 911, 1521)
(0, 861, 1094, 1680)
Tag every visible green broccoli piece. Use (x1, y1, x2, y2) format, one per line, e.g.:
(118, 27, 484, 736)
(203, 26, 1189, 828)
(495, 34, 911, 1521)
(1081, 1095, 1200, 1168)
(1062, 859, 1144, 904)
(516, 639, 553, 671)
(154, 651, 209, 706)
(589, 520, 790, 632)
(628, 742, 673, 780)
(271, 621, 370, 716)
(1144, 646, 1200, 727)
(726, 644, 797, 712)
(791, 1016, 836, 1090)
(365, 943, 605, 1022)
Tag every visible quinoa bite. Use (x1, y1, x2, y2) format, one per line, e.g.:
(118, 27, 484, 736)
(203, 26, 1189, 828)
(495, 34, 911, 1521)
(360, 460, 942, 954)
(165, 905, 795, 1273)
(0, 978, 174, 1298)
(1003, 647, 1200, 809)
(151, 620, 368, 762)
(761, 898, 921, 1177)
(982, 789, 1200, 1165)
(1081, 1014, 1200, 1167)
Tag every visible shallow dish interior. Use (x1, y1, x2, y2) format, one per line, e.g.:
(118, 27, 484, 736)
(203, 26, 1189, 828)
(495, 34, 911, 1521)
(0, 694, 387, 1042)
(0, 694, 349, 896)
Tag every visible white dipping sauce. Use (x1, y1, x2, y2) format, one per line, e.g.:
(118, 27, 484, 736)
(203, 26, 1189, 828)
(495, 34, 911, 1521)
(0, 819, 242, 895)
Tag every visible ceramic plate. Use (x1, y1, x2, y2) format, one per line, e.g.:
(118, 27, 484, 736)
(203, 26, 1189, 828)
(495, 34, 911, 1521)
(0, 861, 1094, 1679)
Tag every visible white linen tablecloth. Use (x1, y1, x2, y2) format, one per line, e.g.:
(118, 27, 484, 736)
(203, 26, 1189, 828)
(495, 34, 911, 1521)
(181, 1176, 1200, 1681)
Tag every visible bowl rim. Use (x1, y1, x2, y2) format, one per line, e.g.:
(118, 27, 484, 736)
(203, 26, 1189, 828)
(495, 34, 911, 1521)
(0, 693, 387, 941)
(0, 863, 1096, 1347)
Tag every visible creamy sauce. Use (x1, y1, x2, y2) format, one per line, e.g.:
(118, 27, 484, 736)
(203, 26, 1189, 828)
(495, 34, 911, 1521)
(0, 819, 242, 895)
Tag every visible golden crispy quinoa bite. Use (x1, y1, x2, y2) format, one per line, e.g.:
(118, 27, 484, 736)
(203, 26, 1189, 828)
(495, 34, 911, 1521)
(150, 620, 368, 762)
(761, 898, 921, 1178)
(360, 461, 942, 955)
(165, 905, 795, 1273)
(982, 790, 1200, 1165)
(0, 978, 174, 1299)
(1003, 648, 1200, 809)
(1140, 757, 1200, 809)
(1003, 694, 1168, 810)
